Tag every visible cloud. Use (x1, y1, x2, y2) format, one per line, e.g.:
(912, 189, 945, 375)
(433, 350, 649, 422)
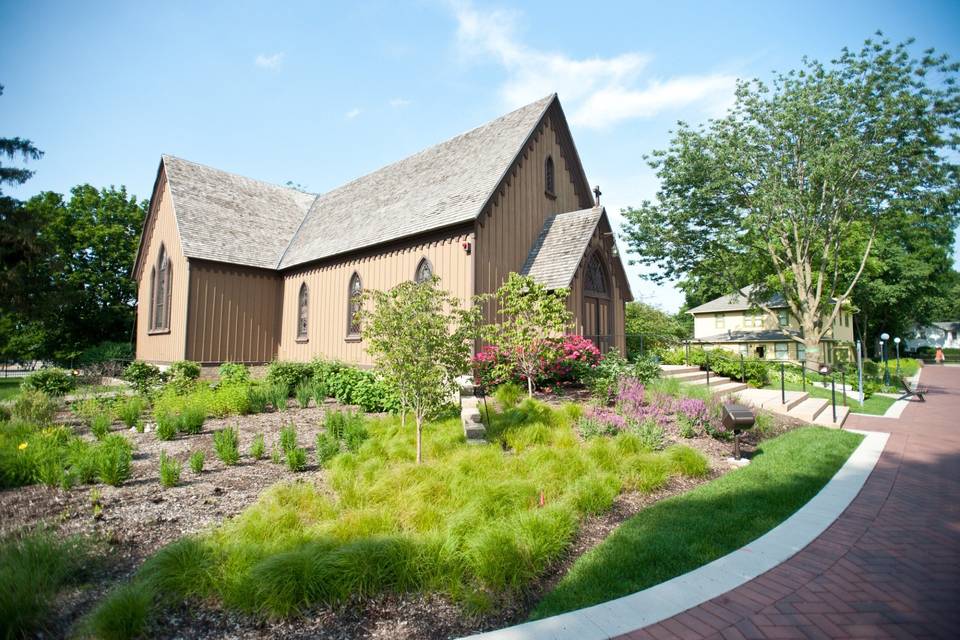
(254, 52, 285, 69)
(345, 107, 361, 119)
(450, 1, 736, 129)
(389, 98, 412, 108)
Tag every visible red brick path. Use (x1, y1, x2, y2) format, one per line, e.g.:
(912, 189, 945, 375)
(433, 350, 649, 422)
(618, 365, 960, 640)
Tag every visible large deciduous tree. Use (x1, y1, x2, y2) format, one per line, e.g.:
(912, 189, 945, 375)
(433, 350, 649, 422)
(622, 36, 960, 368)
(625, 301, 688, 357)
(361, 276, 479, 464)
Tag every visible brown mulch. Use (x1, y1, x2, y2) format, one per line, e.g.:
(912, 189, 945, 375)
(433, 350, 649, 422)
(0, 395, 791, 640)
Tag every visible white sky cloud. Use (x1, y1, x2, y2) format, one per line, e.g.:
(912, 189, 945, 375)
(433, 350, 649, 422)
(254, 52, 285, 70)
(451, 1, 736, 129)
(345, 107, 361, 119)
(389, 97, 412, 107)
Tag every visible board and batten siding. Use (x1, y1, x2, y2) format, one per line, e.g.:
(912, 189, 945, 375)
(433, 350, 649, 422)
(566, 219, 627, 354)
(277, 227, 473, 366)
(185, 261, 282, 364)
(474, 112, 590, 314)
(135, 173, 190, 364)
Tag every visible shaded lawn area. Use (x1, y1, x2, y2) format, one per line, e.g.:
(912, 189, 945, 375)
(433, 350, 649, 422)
(0, 378, 20, 402)
(763, 381, 895, 416)
(531, 426, 863, 619)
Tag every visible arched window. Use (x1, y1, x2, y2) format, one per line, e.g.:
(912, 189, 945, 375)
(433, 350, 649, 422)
(347, 272, 362, 337)
(414, 257, 433, 284)
(148, 267, 156, 332)
(545, 155, 555, 195)
(584, 251, 608, 296)
(297, 283, 309, 340)
(151, 245, 172, 331)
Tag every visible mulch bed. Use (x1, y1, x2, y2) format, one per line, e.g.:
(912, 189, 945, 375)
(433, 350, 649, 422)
(0, 394, 789, 639)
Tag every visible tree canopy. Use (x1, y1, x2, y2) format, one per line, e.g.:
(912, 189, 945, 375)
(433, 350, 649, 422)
(623, 36, 960, 365)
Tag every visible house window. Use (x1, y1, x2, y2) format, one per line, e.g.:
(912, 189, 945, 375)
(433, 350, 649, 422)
(797, 343, 806, 362)
(347, 272, 362, 337)
(777, 309, 789, 327)
(744, 313, 761, 328)
(150, 245, 172, 332)
(739, 344, 749, 355)
(545, 155, 555, 196)
(297, 283, 309, 340)
(414, 257, 433, 284)
(775, 343, 788, 360)
(715, 313, 725, 329)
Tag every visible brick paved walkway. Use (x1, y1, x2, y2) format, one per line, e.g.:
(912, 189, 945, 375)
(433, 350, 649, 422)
(619, 365, 960, 640)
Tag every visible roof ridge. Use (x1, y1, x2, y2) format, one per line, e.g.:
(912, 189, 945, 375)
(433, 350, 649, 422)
(162, 154, 318, 196)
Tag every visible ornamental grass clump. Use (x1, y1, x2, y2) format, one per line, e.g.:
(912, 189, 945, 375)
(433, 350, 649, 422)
(285, 447, 307, 472)
(213, 427, 240, 466)
(189, 450, 205, 474)
(294, 382, 312, 409)
(159, 451, 182, 488)
(249, 433, 266, 460)
(269, 383, 289, 412)
(115, 395, 147, 430)
(154, 412, 178, 441)
(97, 435, 133, 486)
(90, 413, 112, 441)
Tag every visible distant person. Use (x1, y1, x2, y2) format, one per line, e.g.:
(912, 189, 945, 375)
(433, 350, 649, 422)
(935, 346, 945, 365)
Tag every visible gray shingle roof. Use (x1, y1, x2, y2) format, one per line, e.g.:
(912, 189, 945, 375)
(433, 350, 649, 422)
(277, 94, 556, 269)
(520, 207, 602, 289)
(162, 155, 315, 270)
(687, 286, 788, 314)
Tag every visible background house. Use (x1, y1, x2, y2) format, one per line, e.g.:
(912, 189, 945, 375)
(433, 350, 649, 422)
(687, 287, 854, 363)
(904, 321, 960, 352)
(132, 94, 632, 366)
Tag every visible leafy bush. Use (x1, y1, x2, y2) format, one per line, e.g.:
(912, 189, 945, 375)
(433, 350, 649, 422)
(265, 361, 312, 395)
(315, 432, 340, 467)
(77, 340, 133, 367)
(21, 368, 75, 397)
(114, 395, 147, 430)
(213, 427, 240, 465)
(209, 384, 251, 417)
(250, 433, 266, 460)
(123, 361, 163, 393)
(167, 360, 202, 395)
(154, 412, 178, 441)
(12, 390, 58, 425)
(189, 450, 205, 474)
(97, 435, 133, 486)
(159, 451, 182, 488)
(90, 413, 112, 440)
(585, 350, 632, 401)
(540, 335, 602, 384)
(218, 362, 250, 386)
(294, 382, 312, 409)
(286, 447, 308, 472)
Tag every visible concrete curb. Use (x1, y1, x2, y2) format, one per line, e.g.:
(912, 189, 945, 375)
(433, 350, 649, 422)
(460, 429, 890, 640)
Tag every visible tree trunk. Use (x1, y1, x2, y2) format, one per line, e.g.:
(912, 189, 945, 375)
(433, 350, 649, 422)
(801, 315, 822, 372)
(527, 375, 534, 398)
(415, 416, 422, 464)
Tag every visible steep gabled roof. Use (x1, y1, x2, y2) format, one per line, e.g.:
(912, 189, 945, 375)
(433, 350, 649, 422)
(161, 155, 315, 269)
(521, 208, 603, 289)
(687, 286, 788, 314)
(277, 94, 557, 269)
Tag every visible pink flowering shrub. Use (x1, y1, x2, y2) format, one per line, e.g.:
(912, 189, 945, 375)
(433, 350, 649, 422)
(472, 334, 601, 390)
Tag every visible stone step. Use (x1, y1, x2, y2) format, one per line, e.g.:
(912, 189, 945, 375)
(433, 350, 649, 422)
(660, 365, 700, 376)
(790, 398, 829, 423)
(668, 370, 709, 382)
(460, 384, 475, 398)
(462, 408, 483, 424)
(710, 381, 749, 396)
(812, 404, 849, 428)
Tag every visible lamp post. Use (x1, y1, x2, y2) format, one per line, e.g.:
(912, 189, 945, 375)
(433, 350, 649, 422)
(894, 337, 901, 378)
(880, 332, 890, 386)
(820, 364, 836, 423)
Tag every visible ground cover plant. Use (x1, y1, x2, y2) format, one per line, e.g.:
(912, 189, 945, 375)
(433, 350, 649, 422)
(86, 398, 710, 634)
(20, 367, 76, 396)
(531, 426, 863, 618)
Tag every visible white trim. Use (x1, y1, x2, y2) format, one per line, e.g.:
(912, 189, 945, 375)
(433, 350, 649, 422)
(460, 429, 889, 640)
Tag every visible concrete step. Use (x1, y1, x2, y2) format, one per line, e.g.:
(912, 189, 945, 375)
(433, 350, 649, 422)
(710, 381, 749, 396)
(730, 389, 810, 413)
(790, 398, 829, 423)
(685, 375, 731, 387)
(668, 370, 709, 382)
(812, 404, 849, 428)
(660, 365, 700, 376)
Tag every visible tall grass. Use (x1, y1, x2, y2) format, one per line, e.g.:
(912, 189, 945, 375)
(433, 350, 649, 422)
(91, 399, 710, 630)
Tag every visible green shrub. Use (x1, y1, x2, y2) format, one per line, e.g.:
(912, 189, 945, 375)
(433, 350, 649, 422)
(0, 532, 89, 639)
(631, 356, 662, 384)
(209, 384, 251, 417)
(189, 450, 205, 474)
(158, 451, 182, 488)
(585, 350, 631, 401)
(246, 384, 270, 414)
(493, 382, 523, 409)
(315, 432, 340, 467)
(90, 413, 112, 440)
(286, 447, 308, 472)
(114, 396, 147, 429)
(77, 340, 133, 367)
(20, 367, 75, 396)
(294, 382, 313, 409)
(97, 436, 133, 486)
(168, 360, 201, 386)
(269, 383, 289, 412)
(213, 427, 240, 465)
(279, 423, 298, 453)
(250, 433, 266, 460)
(218, 362, 250, 386)
(265, 361, 312, 395)
(154, 412, 178, 441)
(123, 361, 163, 394)
(12, 390, 58, 425)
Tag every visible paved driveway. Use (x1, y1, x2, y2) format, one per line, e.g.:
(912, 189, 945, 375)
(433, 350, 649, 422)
(619, 365, 960, 640)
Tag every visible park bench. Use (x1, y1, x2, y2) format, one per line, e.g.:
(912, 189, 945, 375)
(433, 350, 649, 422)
(897, 376, 928, 402)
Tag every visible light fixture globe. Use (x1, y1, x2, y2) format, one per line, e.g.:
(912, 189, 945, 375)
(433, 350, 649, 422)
(894, 337, 901, 344)
(880, 332, 890, 341)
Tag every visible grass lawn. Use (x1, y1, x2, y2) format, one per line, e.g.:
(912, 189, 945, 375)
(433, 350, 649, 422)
(763, 381, 895, 415)
(0, 378, 21, 402)
(531, 426, 863, 619)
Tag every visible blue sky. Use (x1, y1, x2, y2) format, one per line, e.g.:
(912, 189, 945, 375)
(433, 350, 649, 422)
(2, 0, 958, 311)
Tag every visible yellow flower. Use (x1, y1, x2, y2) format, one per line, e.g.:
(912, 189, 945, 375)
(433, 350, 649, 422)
(18, 442, 28, 451)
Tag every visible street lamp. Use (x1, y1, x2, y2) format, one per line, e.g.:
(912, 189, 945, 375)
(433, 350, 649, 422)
(894, 337, 901, 378)
(880, 332, 890, 385)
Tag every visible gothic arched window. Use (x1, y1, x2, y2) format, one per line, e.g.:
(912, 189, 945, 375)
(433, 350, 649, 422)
(584, 252, 608, 296)
(347, 272, 362, 336)
(297, 283, 309, 340)
(151, 244, 172, 331)
(415, 257, 433, 284)
(545, 155, 555, 195)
